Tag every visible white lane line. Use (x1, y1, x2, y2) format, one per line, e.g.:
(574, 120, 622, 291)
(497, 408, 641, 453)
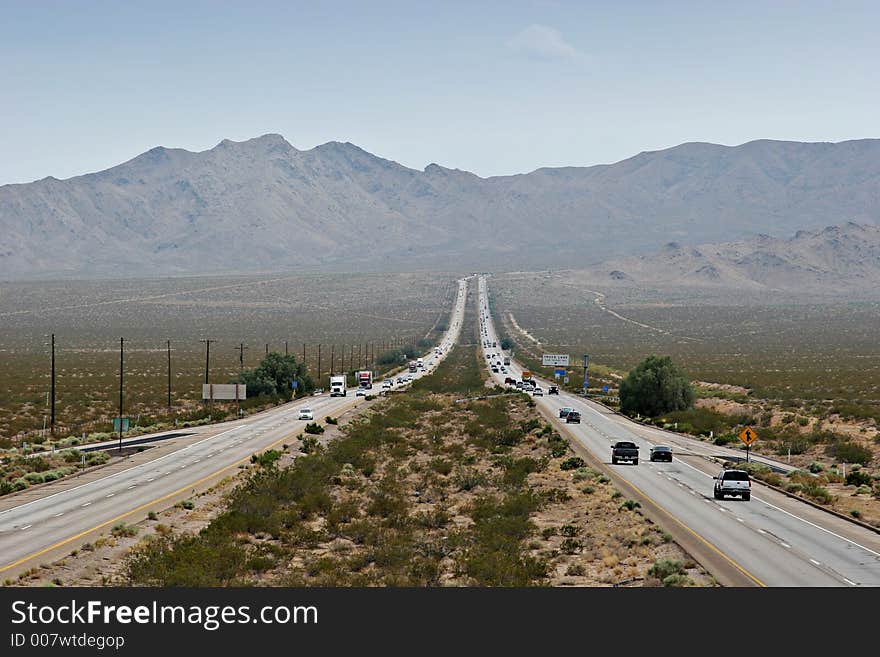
(703, 499, 712, 504)
(53, 512, 64, 517)
(147, 478, 154, 482)
(810, 558, 821, 566)
(20, 524, 32, 530)
(127, 485, 136, 489)
(662, 448, 880, 560)
(757, 529, 767, 534)
(106, 493, 114, 498)
(194, 459, 201, 463)
(781, 542, 791, 549)
(81, 502, 91, 507)
(736, 518, 744, 523)
(844, 578, 856, 586)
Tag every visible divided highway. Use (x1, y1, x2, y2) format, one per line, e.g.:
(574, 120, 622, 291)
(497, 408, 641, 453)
(0, 277, 470, 578)
(477, 275, 880, 586)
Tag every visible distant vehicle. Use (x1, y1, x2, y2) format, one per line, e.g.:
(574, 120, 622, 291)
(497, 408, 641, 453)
(505, 377, 517, 385)
(357, 370, 373, 389)
(395, 377, 404, 384)
(611, 441, 639, 465)
(355, 387, 368, 397)
(714, 469, 751, 500)
(548, 385, 559, 395)
(298, 408, 314, 421)
(503, 357, 510, 366)
(565, 411, 581, 424)
(491, 366, 499, 373)
(649, 446, 673, 462)
(312, 388, 323, 396)
(382, 380, 393, 389)
(522, 371, 532, 382)
(532, 387, 544, 397)
(558, 406, 574, 418)
(492, 342, 497, 347)
(409, 361, 418, 373)
(515, 381, 524, 389)
(329, 375, 347, 397)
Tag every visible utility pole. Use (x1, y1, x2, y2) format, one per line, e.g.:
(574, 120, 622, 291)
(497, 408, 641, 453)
(235, 343, 248, 374)
(582, 354, 589, 396)
(302, 343, 306, 367)
(50, 333, 55, 436)
(118, 337, 124, 452)
(166, 339, 172, 411)
(358, 344, 362, 369)
(341, 344, 345, 374)
(200, 339, 216, 393)
(285, 340, 289, 356)
(317, 344, 322, 383)
(330, 344, 335, 375)
(265, 343, 269, 357)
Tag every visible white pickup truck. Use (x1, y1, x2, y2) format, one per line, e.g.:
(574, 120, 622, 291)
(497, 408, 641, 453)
(713, 469, 751, 501)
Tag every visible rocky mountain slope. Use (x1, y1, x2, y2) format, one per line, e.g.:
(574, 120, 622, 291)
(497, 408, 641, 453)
(588, 222, 880, 293)
(2, 134, 879, 278)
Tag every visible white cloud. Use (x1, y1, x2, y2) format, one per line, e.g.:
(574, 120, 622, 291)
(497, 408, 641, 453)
(507, 24, 584, 60)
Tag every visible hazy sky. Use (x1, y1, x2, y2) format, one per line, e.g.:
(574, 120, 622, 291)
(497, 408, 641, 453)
(2, 0, 879, 184)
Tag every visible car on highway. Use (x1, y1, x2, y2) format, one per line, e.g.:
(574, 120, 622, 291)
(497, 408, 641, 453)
(355, 387, 369, 396)
(491, 365, 499, 373)
(298, 408, 314, 421)
(649, 445, 673, 462)
(548, 385, 559, 395)
(382, 380, 393, 389)
(558, 406, 574, 418)
(611, 441, 639, 465)
(565, 411, 581, 423)
(312, 389, 323, 396)
(713, 468, 751, 501)
(532, 387, 544, 397)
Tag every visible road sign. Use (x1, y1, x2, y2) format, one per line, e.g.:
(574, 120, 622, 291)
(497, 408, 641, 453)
(563, 376, 569, 383)
(554, 368, 565, 377)
(603, 385, 609, 393)
(290, 380, 299, 389)
(739, 426, 758, 446)
(542, 354, 570, 366)
(113, 417, 129, 432)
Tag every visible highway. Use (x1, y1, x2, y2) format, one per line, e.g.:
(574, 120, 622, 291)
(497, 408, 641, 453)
(0, 277, 470, 578)
(477, 275, 880, 586)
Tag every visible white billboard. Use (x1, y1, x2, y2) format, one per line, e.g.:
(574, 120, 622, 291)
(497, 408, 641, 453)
(202, 383, 246, 401)
(542, 354, 570, 366)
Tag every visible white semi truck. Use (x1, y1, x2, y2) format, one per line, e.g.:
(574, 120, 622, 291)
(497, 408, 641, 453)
(330, 375, 347, 397)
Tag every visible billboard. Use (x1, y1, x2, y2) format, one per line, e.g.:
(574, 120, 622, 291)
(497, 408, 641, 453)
(542, 354, 570, 366)
(202, 383, 246, 401)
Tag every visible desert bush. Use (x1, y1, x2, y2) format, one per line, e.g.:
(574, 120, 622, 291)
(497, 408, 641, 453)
(846, 470, 874, 487)
(648, 558, 684, 581)
(827, 441, 872, 465)
(559, 457, 585, 471)
(304, 422, 325, 435)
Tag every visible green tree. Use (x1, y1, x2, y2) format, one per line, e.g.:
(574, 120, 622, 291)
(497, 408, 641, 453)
(619, 355, 694, 417)
(500, 338, 513, 350)
(233, 353, 313, 398)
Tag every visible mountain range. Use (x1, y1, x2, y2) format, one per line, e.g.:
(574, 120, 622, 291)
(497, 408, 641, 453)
(587, 222, 880, 294)
(1, 134, 879, 279)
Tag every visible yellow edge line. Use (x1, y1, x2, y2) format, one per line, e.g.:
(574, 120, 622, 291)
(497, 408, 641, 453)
(617, 473, 766, 587)
(0, 420, 322, 576)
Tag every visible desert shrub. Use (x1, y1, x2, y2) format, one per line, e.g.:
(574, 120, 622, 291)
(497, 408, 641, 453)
(325, 416, 338, 425)
(662, 574, 692, 587)
(846, 470, 874, 487)
(304, 422, 325, 435)
(827, 441, 872, 465)
(619, 499, 641, 512)
(648, 558, 684, 581)
(565, 564, 586, 576)
(251, 450, 281, 468)
(111, 522, 139, 538)
(453, 467, 487, 492)
(429, 458, 453, 476)
(559, 457, 585, 471)
(808, 462, 824, 473)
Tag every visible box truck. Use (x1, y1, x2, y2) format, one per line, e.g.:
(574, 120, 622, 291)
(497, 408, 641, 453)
(357, 370, 373, 389)
(330, 375, 347, 397)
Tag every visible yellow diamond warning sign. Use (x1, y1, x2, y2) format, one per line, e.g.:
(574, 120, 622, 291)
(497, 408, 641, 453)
(739, 426, 758, 446)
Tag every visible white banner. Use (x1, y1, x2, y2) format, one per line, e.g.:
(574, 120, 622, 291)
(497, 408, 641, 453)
(202, 383, 246, 400)
(542, 354, 570, 366)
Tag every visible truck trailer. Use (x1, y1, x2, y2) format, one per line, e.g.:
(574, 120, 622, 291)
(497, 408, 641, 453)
(330, 375, 347, 397)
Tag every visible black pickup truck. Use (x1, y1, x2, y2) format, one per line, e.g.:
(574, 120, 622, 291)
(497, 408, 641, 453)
(611, 441, 639, 465)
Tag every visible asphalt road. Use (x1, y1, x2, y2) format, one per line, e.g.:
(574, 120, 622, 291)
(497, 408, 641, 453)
(477, 275, 880, 587)
(0, 277, 470, 577)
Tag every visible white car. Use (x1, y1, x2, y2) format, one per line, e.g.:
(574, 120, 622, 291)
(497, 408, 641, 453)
(382, 380, 392, 388)
(298, 408, 314, 421)
(356, 387, 368, 396)
(532, 387, 544, 397)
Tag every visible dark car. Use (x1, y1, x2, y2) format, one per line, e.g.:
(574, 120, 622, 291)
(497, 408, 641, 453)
(504, 377, 516, 385)
(565, 411, 581, 424)
(558, 406, 574, 418)
(548, 385, 559, 395)
(611, 441, 639, 465)
(649, 445, 673, 462)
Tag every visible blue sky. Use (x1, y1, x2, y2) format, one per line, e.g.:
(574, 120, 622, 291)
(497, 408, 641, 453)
(2, 0, 879, 183)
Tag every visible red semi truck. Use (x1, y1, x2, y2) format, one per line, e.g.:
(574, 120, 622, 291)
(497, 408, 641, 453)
(357, 370, 373, 389)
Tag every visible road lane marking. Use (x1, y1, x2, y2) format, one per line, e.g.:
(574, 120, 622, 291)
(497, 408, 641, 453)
(127, 485, 136, 489)
(736, 518, 744, 523)
(781, 543, 791, 549)
(810, 558, 821, 565)
(844, 578, 856, 586)
(20, 525, 32, 530)
(53, 513, 64, 517)
(106, 494, 114, 498)
(81, 502, 91, 507)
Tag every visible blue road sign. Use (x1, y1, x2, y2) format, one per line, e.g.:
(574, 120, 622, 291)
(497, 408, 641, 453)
(555, 368, 565, 377)
(603, 385, 609, 393)
(290, 380, 299, 389)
